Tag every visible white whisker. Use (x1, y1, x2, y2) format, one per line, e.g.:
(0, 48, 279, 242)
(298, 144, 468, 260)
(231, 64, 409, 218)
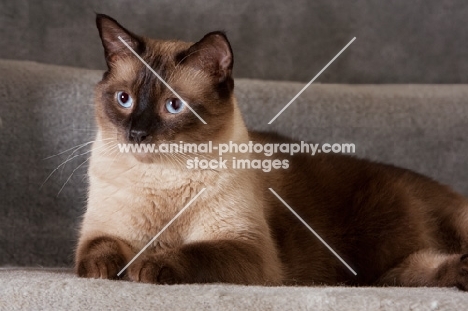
(41, 141, 115, 188)
(57, 157, 91, 197)
(43, 138, 113, 160)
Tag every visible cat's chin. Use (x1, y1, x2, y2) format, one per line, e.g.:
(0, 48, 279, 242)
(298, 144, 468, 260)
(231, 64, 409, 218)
(130, 152, 158, 164)
(129, 153, 183, 167)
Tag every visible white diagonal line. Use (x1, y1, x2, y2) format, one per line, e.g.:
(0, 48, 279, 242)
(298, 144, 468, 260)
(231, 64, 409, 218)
(117, 188, 206, 276)
(268, 188, 357, 276)
(118, 36, 207, 125)
(268, 37, 356, 124)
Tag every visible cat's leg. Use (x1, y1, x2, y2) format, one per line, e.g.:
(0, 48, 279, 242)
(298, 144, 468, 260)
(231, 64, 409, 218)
(76, 236, 135, 279)
(127, 240, 282, 285)
(378, 250, 468, 290)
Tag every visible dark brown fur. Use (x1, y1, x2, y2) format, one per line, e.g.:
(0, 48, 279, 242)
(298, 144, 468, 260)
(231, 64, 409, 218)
(254, 132, 468, 287)
(76, 14, 468, 290)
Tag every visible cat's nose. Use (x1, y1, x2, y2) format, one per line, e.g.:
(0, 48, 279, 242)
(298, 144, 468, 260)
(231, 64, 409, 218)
(129, 129, 149, 143)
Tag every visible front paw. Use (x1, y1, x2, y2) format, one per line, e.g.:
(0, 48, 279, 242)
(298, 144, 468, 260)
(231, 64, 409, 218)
(127, 254, 183, 284)
(77, 252, 125, 280)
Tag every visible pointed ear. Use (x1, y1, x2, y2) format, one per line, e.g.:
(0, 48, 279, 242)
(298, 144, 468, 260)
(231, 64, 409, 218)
(182, 31, 234, 82)
(96, 14, 144, 67)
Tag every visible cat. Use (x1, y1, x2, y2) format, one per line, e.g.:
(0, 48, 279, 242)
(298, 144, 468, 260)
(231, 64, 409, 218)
(76, 13, 468, 290)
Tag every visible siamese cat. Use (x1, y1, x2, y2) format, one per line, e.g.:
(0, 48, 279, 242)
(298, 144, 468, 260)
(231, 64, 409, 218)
(76, 14, 468, 290)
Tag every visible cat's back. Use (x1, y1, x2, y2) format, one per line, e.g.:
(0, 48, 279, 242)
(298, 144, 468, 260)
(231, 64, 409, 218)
(249, 130, 468, 285)
(249, 130, 464, 205)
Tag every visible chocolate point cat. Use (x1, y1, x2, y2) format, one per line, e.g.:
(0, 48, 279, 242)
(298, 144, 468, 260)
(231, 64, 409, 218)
(76, 14, 468, 290)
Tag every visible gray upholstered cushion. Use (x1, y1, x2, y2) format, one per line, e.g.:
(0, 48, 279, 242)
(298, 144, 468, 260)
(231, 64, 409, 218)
(1, 59, 468, 267)
(1, 268, 468, 310)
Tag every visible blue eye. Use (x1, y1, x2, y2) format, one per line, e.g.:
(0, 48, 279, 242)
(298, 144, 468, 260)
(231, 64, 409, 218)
(117, 91, 133, 108)
(165, 98, 184, 114)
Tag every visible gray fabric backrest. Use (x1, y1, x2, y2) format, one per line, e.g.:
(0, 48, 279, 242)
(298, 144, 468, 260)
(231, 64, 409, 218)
(1, 0, 468, 83)
(1, 59, 468, 266)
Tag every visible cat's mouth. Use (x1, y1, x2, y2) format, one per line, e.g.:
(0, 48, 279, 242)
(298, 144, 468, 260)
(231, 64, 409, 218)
(121, 141, 221, 168)
(131, 152, 157, 164)
(122, 141, 158, 163)
(121, 142, 184, 166)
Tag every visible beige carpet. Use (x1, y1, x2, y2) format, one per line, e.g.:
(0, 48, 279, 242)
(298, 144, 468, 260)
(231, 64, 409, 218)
(1, 268, 468, 310)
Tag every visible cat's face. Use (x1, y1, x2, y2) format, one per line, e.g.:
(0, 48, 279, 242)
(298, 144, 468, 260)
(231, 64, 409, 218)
(94, 14, 235, 162)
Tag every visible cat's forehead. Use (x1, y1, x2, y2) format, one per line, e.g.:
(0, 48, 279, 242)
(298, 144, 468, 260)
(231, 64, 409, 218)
(146, 39, 193, 56)
(106, 38, 211, 93)
(109, 39, 192, 83)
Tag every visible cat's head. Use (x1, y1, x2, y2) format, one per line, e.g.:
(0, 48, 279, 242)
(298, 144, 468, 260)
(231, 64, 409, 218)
(94, 14, 240, 162)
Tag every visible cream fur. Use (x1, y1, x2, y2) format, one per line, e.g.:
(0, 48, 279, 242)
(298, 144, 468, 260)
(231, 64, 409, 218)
(77, 100, 283, 283)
